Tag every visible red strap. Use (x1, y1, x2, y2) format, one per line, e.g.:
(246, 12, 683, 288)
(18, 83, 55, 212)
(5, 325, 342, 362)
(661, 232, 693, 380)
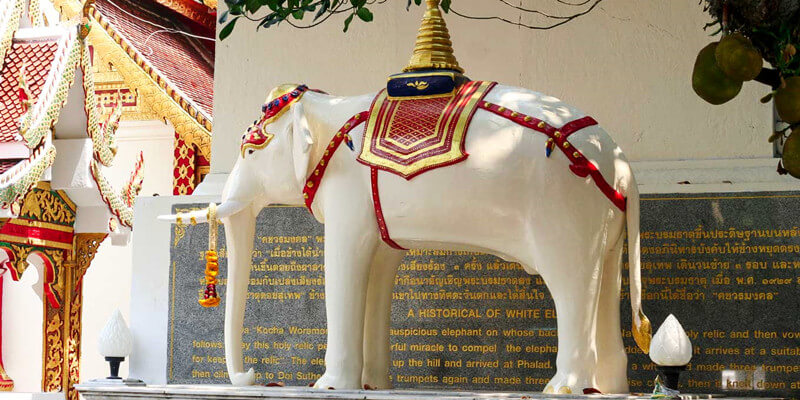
(303, 112, 369, 214)
(370, 167, 407, 250)
(478, 102, 626, 212)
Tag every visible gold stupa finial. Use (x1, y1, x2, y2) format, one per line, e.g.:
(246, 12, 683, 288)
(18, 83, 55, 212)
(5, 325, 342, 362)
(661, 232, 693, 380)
(403, 0, 463, 73)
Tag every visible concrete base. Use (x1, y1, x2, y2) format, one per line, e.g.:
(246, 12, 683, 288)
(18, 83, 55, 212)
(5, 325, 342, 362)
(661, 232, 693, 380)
(73, 385, 740, 400)
(0, 393, 65, 400)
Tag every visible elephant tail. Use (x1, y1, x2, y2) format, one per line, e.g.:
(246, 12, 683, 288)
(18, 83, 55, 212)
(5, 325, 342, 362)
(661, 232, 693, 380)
(625, 176, 652, 354)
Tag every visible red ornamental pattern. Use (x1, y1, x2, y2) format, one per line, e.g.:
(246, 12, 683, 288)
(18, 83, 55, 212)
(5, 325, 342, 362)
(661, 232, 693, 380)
(173, 132, 196, 195)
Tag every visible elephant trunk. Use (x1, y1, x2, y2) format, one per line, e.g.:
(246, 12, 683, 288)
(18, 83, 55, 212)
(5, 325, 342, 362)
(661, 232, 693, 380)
(222, 206, 257, 386)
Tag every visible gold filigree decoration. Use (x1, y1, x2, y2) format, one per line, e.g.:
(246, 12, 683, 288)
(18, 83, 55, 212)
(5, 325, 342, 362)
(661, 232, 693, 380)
(19, 185, 76, 225)
(172, 206, 204, 246)
(173, 221, 187, 247)
(0, 363, 12, 391)
(43, 312, 64, 392)
(66, 285, 82, 400)
(407, 81, 430, 90)
(73, 233, 107, 279)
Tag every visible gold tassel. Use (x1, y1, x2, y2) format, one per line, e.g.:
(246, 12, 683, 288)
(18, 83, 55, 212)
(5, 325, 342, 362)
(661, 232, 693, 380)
(199, 203, 221, 307)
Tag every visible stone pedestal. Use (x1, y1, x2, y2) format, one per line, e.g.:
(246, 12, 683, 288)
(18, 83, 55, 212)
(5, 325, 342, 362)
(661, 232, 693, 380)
(75, 385, 737, 400)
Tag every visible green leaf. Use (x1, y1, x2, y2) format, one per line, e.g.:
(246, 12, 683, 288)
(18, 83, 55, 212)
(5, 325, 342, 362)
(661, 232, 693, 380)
(292, 9, 305, 19)
(441, 0, 450, 12)
(219, 17, 239, 40)
(245, 0, 261, 13)
(356, 6, 373, 22)
(218, 9, 229, 23)
(314, 0, 329, 21)
(343, 13, 354, 32)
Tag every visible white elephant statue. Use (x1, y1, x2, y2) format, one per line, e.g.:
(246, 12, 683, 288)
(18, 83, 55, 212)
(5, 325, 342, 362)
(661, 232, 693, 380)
(161, 81, 651, 394)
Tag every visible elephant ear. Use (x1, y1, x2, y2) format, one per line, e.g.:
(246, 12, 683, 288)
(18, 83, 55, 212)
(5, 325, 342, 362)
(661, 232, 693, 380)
(291, 102, 314, 185)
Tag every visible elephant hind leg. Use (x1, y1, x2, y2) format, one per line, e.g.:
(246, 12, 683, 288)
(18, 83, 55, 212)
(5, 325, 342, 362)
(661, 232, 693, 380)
(540, 254, 603, 395)
(594, 238, 629, 393)
(361, 245, 405, 389)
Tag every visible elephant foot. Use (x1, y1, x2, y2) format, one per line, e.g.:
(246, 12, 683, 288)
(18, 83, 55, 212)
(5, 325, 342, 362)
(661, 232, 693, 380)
(312, 370, 361, 390)
(595, 351, 629, 393)
(543, 369, 597, 395)
(361, 371, 391, 390)
(230, 368, 256, 386)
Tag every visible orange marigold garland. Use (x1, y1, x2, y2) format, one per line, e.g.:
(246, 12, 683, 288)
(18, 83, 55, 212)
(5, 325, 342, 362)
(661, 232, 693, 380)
(200, 203, 221, 307)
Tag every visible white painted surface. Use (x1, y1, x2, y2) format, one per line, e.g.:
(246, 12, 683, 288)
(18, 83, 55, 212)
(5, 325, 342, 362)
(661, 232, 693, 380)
(0, 393, 64, 400)
(1, 264, 44, 392)
(0, 143, 29, 159)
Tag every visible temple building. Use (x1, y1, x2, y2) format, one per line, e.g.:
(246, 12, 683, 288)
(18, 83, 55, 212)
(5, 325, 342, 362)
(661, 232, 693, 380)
(0, 0, 215, 397)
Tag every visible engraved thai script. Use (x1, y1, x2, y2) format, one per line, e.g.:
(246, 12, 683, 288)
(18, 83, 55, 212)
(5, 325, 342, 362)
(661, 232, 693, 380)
(641, 226, 800, 241)
(713, 292, 777, 301)
(268, 246, 324, 258)
(259, 235, 311, 244)
(394, 275, 533, 287)
(251, 261, 324, 272)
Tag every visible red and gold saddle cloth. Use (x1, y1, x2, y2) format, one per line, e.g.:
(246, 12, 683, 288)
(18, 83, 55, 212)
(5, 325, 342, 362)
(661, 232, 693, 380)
(357, 81, 496, 179)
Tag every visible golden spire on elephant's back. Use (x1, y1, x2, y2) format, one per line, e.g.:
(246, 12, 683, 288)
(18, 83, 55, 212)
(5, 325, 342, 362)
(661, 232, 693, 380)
(403, 0, 464, 73)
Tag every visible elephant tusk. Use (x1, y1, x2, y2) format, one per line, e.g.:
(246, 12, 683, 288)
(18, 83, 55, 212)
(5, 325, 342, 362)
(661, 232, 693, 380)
(157, 200, 247, 224)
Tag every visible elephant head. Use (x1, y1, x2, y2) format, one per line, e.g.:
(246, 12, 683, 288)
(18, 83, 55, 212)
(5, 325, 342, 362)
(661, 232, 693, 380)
(159, 84, 318, 385)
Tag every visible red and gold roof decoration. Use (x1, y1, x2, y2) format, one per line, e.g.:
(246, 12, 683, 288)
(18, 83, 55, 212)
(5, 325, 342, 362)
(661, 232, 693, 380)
(52, 0, 214, 159)
(0, 27, 79, 208)
(151, 0, 216, 31)
(17, 28, 83, 149)
(93, 0, 214, 120)
(0, 22, 143, 228)
(0, 37, 61, 144)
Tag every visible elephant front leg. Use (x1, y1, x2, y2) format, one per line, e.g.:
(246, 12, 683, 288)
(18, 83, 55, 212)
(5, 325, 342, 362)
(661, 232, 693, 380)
(361, 246, 405, 389)
(314, 222, 379, 390)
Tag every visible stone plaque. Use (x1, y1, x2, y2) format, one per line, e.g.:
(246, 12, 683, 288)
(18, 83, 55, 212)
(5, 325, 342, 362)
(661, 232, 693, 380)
(168, 192, 800, 398)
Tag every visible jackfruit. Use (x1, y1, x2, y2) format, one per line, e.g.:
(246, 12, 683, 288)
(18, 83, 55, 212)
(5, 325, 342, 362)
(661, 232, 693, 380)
(781, 129, 800, 178)
(715, 33, 763, 81)
(692, 43, 743, 105)
(775, 76, 800, 123)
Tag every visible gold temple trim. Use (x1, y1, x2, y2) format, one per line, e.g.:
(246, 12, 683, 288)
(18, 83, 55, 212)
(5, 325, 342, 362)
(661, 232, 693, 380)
(51, 0, 212, 158)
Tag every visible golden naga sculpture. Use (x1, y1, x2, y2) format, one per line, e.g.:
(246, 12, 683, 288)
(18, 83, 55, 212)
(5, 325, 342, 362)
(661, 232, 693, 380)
(403, 0, 463, 73)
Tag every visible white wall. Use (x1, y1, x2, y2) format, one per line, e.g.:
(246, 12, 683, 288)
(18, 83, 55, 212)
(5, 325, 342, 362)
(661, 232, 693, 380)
(210, 0, 773, 176)
(0, 120, 173, 391)
(2, 265, 44, 392)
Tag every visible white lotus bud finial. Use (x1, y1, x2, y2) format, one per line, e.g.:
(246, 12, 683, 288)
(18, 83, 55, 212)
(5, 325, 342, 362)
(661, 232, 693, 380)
(97, 309, 133, 358)
(649, 314, 692, 366)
